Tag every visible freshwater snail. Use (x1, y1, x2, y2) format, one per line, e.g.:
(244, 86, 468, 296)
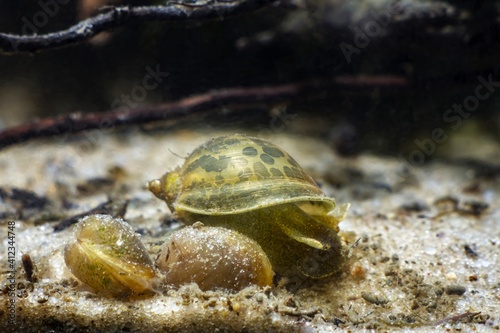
(156, 223, 273, 291)
(148, 134, 350, 278)
(64, 214, 157, 298)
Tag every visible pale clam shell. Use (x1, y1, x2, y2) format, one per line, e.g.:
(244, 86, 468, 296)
(156, 224, 274, 291)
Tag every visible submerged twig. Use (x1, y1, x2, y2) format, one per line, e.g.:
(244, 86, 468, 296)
(433, 311, 481, 326)
(0, 76, 409, 150)
(0, 1, 276, 53)
(278, 306, 321, 318)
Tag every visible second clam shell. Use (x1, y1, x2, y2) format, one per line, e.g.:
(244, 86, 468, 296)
(156, 224, 274, 291)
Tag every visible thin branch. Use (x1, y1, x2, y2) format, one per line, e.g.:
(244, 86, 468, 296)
(433, 312, 481, 326)
(0, 76, 410, 150)
(0, 0, 276, 53)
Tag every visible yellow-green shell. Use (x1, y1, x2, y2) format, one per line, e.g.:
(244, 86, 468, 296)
(64, 214, 157, 298)
(150, 134, 337, 216)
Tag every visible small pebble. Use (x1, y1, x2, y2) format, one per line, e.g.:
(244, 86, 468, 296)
(361, 292, 388, 305)
(350, 263, 366, 280)
(424, 246, 437, 255)
(464, 244, 479, 258)
(37, 296, 48, 303)
(445, 285, 466, 296)
(446, 272, 457, 281)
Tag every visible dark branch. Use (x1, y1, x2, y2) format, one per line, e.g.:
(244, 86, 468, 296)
(0, 0, 276, 53)
(0, 76, 410, 150)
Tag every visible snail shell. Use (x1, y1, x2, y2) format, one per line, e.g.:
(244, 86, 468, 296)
(156, 224, 273, 291)
(64, 214, 157, 298)
(149, 134, 349, 278)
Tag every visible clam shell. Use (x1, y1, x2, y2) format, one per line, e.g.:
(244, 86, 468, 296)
(156, 224, 273, 291)
(64, 214, 156, 297)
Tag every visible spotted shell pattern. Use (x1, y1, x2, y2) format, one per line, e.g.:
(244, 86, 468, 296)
(156, 134, 337, 215)
(149, 134, 349, 278)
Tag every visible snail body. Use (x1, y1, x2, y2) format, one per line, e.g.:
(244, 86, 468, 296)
(156, 224, 273, 291)
(149, 134, 349, 278)
(64, 214, 157, 298)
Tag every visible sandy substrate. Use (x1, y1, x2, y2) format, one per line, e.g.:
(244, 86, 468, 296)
(0, 129, 499, 332)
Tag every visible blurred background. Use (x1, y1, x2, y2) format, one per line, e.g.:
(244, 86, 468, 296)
(0, 0, 499, 158)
